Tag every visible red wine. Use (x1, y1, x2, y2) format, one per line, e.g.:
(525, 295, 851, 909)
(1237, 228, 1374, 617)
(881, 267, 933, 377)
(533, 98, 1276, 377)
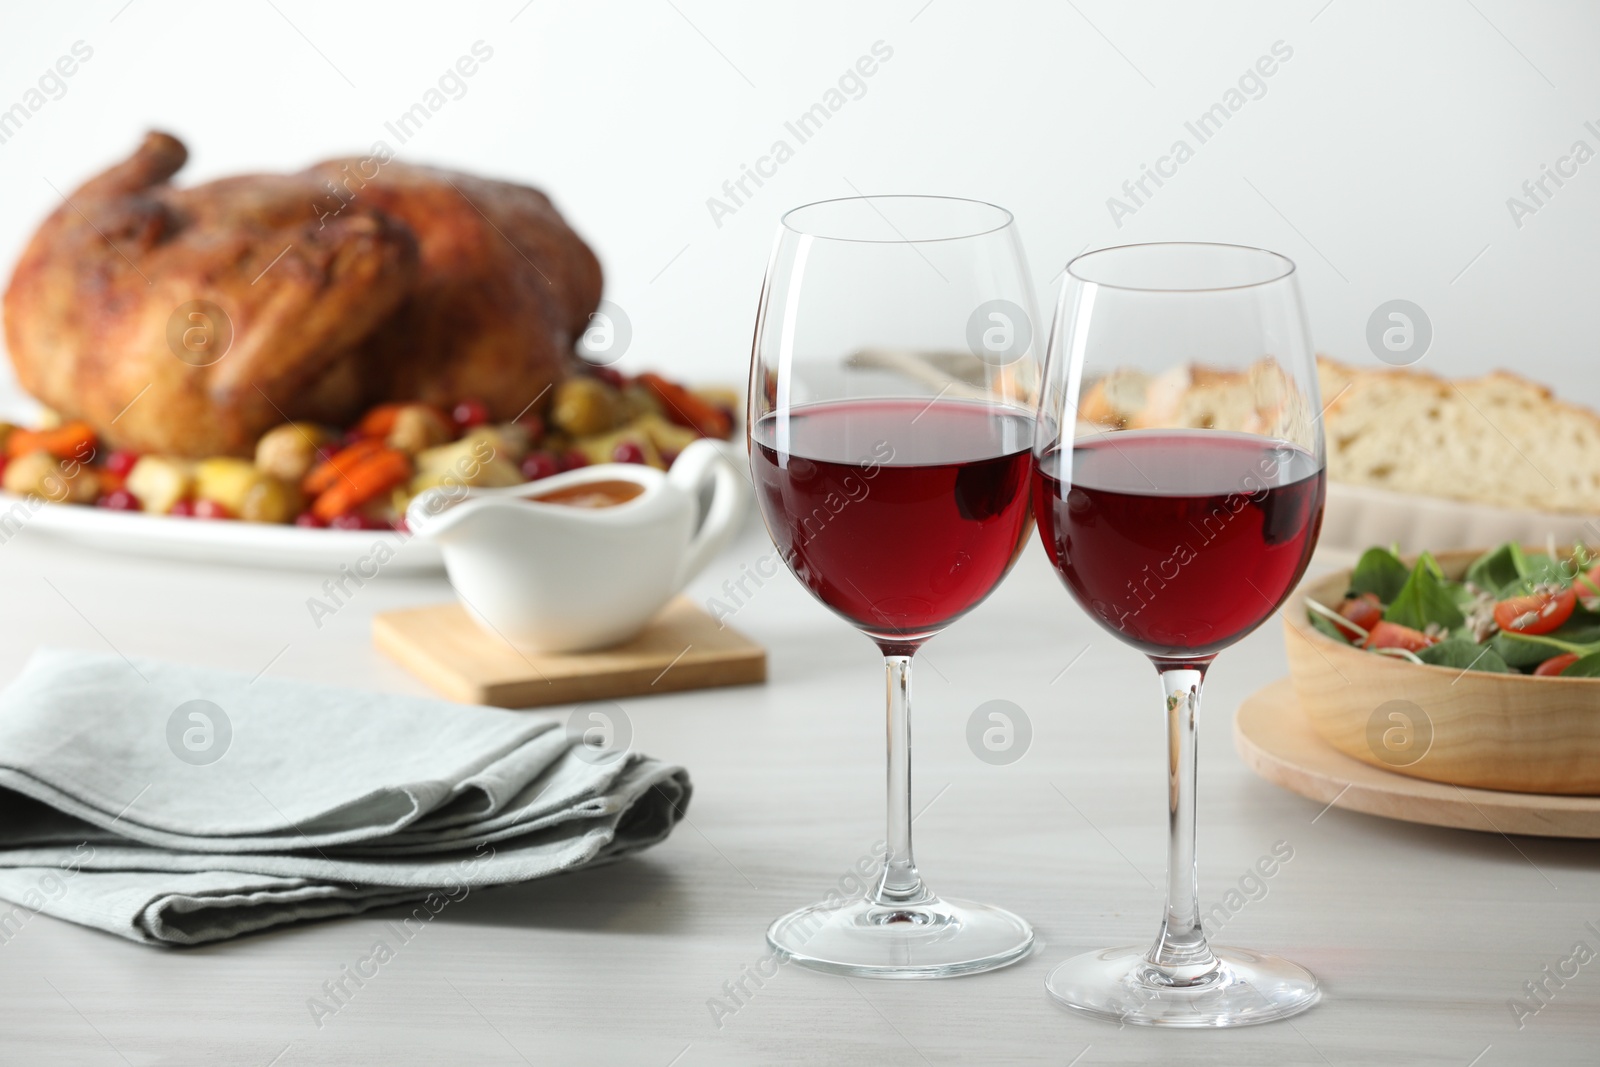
(753, 399, 1035, 643)
(1032, 430, 1324, 658)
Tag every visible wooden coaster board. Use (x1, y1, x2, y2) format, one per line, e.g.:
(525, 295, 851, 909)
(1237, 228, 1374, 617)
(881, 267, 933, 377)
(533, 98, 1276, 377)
(1235, 677, 1600, 839)
(373, 596, 765, 708)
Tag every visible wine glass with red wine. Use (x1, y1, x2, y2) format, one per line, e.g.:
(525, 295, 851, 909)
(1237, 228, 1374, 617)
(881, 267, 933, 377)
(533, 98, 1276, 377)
(1033, 242, 1326, 1025)
(749, 195, 1038, 978)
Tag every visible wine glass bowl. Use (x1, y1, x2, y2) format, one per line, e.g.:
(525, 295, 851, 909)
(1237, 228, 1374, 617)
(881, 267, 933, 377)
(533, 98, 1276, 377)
(750, 397, 1035, 647)
(749, 195, 1039, 978)
(1032, 242, 1326, 1025)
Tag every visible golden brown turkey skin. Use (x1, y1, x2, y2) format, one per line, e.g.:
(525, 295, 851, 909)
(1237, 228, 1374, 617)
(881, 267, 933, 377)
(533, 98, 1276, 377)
(3, 131, 601, 457)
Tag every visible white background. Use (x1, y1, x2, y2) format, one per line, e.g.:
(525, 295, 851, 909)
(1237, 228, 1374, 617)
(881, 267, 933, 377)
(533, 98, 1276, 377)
(1, 0, 1596, 403)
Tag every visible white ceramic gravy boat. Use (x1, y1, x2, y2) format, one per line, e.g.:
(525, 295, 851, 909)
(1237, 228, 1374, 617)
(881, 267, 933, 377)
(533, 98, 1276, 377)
(406, 438, 748, 654)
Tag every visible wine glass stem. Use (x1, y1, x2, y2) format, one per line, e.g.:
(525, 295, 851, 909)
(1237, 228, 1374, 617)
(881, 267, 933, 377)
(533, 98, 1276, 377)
(1146, 660, 1218, 981)
(872, 653, 932, 907)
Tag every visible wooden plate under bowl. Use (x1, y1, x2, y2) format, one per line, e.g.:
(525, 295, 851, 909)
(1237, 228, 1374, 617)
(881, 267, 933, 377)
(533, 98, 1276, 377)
(1235, 677, 1600, 838)
(1284, 548, 1600, 795)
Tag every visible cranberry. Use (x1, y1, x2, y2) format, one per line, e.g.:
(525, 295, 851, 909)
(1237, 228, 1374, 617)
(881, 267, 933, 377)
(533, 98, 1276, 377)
(0, 455, 9, 483)
(452, 398, 490, 430)
(520, 451, 559, 482)
(294, 512, 326, 528)
(516, 412, 546, 445)
(661, 449, 681, 468)
(168, 499, 196, 518)
(192, 499, 231, 520)
(612, 440, 646, 465)
(105, 450, 140, 477)
(558, 449, 590, 472)
(587, 366, 627, 389)
(329, 512, 382, 530)
(98, 488, 141, 511)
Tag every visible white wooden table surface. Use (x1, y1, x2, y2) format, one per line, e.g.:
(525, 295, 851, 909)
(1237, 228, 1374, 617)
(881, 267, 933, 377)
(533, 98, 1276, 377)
(0, 519, 1595, 1066)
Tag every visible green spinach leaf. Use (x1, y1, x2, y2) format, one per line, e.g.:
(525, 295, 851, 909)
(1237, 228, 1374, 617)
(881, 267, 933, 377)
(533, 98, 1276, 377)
(1350, 547, 1409, 603)
(1496, 552, 1577, 597)
(1383, 552, 1465, 632)
(1413, 638, 1512, 673)
(1464, 542, 1525, 593)
(1492, 624, 1600, 663)
(1490, 631, 1548, 669)
(1558, 652, 1600, 677)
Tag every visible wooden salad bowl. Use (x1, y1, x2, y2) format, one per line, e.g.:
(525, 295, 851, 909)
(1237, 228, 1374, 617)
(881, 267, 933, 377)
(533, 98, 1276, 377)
(1284, 549, 1600, 795)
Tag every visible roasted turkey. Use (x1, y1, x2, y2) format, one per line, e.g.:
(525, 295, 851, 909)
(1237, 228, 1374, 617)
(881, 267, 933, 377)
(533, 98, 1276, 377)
(3, 131, 601, 457)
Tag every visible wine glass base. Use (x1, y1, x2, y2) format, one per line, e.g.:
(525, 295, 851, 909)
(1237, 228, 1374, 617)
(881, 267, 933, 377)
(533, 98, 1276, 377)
(767, 895, 1035, 979)
(1045, 946, 1320, 1027)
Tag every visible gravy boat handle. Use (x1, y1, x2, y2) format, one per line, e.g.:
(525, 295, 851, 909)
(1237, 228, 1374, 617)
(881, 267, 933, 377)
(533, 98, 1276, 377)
(670, 438, 749, 587)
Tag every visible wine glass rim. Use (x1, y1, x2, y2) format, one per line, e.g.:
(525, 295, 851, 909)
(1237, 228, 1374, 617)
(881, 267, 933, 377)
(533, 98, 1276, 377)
(779, 194, 1015, 244)
(1065, 241, 1296, 293)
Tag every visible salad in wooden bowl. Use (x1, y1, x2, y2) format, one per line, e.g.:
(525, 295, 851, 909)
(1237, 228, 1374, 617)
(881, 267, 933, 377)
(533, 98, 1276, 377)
(1285, 542, 1600, 795)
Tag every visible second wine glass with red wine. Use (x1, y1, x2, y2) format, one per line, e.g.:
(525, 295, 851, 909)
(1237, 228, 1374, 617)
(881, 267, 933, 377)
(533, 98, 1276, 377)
(1033, 242, 1326, 1025)
(750, 195, 1038, 978)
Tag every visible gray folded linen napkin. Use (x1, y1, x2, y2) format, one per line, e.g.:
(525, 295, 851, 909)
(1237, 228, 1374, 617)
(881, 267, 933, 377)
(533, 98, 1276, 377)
(0, 648, 690, 946)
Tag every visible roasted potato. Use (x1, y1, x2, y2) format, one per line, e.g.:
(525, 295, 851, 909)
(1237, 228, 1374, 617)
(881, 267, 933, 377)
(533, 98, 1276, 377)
(386, 405, 453, 454)
(195, 458, 265, 515)
(574, 427, 663, 468)
(550, 377, 621, 437)
(4, 451, 98, 503)
(255, 422, 332, 483)
(409, 456, 522, 494)
(124, 456, 193, 514)
(239, 476, 304, 524)
(634, 412, 700, 457)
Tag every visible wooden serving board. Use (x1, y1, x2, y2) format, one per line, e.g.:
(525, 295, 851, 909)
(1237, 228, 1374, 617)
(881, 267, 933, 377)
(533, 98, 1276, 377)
(373, 596, 765, 708)
(1235, 677, 1600, 838)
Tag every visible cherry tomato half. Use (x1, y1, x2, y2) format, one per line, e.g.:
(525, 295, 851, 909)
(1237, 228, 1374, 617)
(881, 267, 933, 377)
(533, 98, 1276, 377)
(1493, 587, 1576, 636)
(1582, 564, 1600, 595)
(1364, 621, 1438, 653)
(1534, 652, 1581, 677)
(1334, 593, 1383, 639)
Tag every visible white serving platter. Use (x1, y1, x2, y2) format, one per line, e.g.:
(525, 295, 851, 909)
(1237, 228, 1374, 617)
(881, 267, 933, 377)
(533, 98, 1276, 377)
(0, 491, 443, 573)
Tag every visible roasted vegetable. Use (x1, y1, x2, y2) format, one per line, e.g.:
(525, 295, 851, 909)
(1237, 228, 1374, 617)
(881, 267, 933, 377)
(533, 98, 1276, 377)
(255, 423, 333, 483)
(239, 476, 304, 524)
(550, 377, 621, 437)
(195, 458, 266, 514)
(311, 448, 412, 521)
(124, 456, 193, 514)
(3, 451, 98, 503)
(636, 373, 731, 438)
(386, 405, 453, 454)
(574, 426, 662, 468)
(7, 420, 98, 462)
(302, 439, 386, 497)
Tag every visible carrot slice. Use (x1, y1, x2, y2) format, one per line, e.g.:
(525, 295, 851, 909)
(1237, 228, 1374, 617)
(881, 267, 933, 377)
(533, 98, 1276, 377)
(8, 421, 98, 461)
(301, 438, 386, 496)
(636, 373, 732, 439)
(311, 448, 412, 521)
(354, 404, 405, 439)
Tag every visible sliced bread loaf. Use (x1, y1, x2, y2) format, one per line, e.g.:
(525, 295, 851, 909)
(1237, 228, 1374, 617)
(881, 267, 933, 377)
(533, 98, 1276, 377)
(1323, 360, 1600, 514)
